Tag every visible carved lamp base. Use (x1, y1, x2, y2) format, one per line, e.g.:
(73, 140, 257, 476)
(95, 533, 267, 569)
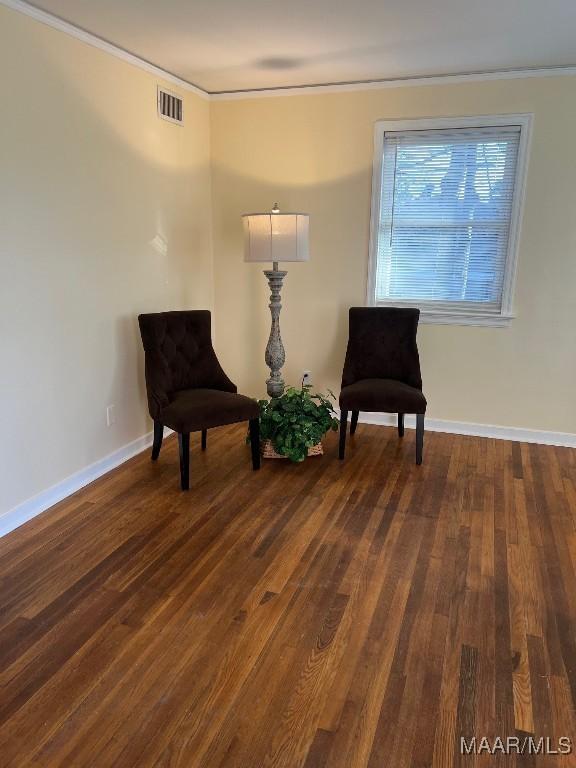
(264, 267, 287, 399)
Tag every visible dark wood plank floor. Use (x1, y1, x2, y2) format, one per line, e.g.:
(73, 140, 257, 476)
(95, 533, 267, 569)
(1, 424, 576, 767)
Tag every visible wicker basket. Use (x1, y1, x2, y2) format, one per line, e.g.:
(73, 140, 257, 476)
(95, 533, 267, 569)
(261, 439, 323, 459)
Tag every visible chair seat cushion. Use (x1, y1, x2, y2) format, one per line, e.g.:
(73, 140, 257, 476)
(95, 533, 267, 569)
(161, 388, 259, 432)
(340, 378, 426, 414)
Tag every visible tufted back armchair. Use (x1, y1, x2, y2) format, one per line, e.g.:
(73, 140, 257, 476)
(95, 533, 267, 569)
(138, 310, 236, 421)
(137, 310, 260, 491)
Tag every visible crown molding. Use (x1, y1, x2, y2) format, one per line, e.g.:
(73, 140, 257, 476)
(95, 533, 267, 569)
(211, 66, 576, 100)
(0, 0, 209, 99)
(2, 0, 576, 102)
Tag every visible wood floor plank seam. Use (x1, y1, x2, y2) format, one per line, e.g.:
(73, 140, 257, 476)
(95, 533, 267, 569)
(0, 425, 575, 768)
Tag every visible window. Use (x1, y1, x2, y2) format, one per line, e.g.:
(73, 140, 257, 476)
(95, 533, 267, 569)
(367, 115, 532, 326)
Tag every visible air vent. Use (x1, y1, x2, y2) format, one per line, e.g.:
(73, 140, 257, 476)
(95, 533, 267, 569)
(157, 87, 183, 125)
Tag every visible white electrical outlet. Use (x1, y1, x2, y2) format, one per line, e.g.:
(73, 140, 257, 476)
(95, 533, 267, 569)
(106, 404, 116, 427)
(302, 370, 312, 387)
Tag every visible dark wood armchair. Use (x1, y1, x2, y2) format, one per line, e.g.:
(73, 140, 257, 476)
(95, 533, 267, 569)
(138, 310, 260, 490)
(338, 307, 427, 464)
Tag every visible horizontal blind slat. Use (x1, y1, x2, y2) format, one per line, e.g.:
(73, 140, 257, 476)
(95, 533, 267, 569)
(375, 125, 520, 308)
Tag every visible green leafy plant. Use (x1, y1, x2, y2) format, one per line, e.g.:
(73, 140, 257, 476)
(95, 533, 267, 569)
(252, 385, 339, 463)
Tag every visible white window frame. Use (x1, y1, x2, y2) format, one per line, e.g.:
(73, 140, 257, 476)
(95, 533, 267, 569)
(366, 114, 533, 327)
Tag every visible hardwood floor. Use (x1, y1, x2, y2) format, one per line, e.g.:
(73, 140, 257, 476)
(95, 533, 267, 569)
(1, 423, 575, 767)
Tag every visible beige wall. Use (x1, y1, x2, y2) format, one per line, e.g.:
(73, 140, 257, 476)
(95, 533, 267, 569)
(0, 6, 213, 516)
(210, 78, 576, 434)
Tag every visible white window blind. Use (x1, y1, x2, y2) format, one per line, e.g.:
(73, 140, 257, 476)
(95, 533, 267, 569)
(369, 119, 529, 325)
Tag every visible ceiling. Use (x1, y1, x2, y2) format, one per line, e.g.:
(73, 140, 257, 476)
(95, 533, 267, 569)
(29, 0, 576, 93)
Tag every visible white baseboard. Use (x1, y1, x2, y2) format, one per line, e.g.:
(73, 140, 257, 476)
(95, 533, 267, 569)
(2, 413, 574, 541)
(345, 411, 576, 448)
(0, 427, 172, 539)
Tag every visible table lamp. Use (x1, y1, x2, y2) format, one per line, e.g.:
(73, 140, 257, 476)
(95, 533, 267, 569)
(242, 204, 310, 398)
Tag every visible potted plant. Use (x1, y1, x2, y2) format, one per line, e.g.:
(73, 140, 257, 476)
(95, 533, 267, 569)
(252, 385, 339, 462)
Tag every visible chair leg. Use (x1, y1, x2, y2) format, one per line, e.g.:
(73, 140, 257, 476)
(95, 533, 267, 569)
(350, 410, 359, 435)
(416, 414, 424, 465)
(249, 418, 261, 470)
(339, 410, 348, 460)
(151, 421, 163, 461)
(178, 432, 190, 490)
(398, 413, 405, 438)
(201, 429, 207, 451)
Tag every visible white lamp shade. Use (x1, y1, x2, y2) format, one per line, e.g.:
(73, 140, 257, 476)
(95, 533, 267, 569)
(242, 212, 309, 263)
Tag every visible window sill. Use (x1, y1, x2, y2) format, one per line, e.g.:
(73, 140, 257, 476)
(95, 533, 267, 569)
(419, 311, 514, 327)
(371, 300, 515, 326)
